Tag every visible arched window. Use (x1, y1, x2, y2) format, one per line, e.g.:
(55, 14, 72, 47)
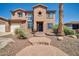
(18, 12, 23, 17)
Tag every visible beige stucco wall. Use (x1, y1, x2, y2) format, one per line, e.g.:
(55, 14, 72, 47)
(0, 19, 10, 32)
(33, 7, 47, 32)
(11, 11, 28, 32)
(33, 6, 55, 32)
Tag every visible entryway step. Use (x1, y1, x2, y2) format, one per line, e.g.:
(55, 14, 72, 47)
(34, 32, 46, 37)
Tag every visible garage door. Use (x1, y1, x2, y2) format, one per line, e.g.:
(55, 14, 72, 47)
(0, 25, 5, 32)
(11, 24, 20, 32)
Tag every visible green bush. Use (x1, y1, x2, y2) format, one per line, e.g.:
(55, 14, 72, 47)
(53, 24, 75, 35)
(53, 24, 58, 33)
(64, 26, 75, 35)
(15, 28, 27, 39)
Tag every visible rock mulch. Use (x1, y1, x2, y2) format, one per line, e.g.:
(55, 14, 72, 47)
(0, 37, 31, 56)
(0, 38, 14, 49)
(47, 36, 79, 56)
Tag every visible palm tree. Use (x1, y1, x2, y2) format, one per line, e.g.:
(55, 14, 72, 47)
(57, 3, 64, 36)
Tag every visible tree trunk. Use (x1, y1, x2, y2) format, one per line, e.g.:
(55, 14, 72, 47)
(57, 3, 64, 36)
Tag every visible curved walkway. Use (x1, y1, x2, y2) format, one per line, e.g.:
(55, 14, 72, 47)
(16, 37, 68, 56)
(16, 45, 68, 56)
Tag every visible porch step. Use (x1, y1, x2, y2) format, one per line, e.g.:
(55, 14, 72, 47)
(34, 32, 46, 37)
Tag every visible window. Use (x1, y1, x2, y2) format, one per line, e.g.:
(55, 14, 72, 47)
(18, 12, 23, 17)
(47, 13, 53, 19)
(48, 23, 53, 29)
(49, 13, 53, 18)
(28, 21, 33, 29)
(72, 24, 79, 29)
(28, 13, 32, 17)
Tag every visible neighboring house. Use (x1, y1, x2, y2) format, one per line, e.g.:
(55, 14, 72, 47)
(64, 21, 79, 32)
(0, 4, 56, 32)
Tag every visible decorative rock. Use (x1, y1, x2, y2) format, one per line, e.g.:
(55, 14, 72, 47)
(57, 36, 64, 41)
(69, 35, 77, 39)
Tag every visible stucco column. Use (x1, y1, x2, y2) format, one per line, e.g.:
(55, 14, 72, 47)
(20, 20, 27, 31)
(34, 21, 37, 32)
(43, 22, 47, 33)
(5, 22, 10, 32)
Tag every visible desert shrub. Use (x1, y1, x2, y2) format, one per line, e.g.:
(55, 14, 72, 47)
(53, 24, 75, 35)
(64, 26, 75, 35)
(15, 28, 27, 39)
(53, 24, 58, 33)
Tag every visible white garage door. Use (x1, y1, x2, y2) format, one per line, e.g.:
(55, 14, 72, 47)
(11, 24, 20, 32)
(0, 25, 5, 32)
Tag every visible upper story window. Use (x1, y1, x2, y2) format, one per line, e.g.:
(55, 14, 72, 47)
(18, 12, 23, 17)
(27, 13, 33, 21)
(47, 13, 53, 19)
(28, 13, 33, 17)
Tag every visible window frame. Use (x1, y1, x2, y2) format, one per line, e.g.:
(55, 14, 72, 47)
(48, 23, 53, 29)
(18, 12, 23, 17)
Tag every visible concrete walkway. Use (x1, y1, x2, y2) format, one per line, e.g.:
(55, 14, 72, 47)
(16, 37, 68, 56)
(16, 45, 68, 56)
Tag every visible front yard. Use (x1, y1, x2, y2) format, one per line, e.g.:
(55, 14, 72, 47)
(0, 32, 79, 56)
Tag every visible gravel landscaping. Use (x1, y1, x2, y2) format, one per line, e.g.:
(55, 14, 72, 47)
(0, 32, 79, 56)
(0, 35, 31, 56)
(47, 36, 79, 56)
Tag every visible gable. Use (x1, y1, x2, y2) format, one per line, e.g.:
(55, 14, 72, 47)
(33, 4, 47, 9)
(0, 17, 8, 24)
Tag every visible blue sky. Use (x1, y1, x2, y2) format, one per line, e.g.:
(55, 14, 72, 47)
(0, 3, 79, 24)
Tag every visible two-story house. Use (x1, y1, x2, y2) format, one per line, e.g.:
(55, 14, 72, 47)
(0, 4, 56, 33)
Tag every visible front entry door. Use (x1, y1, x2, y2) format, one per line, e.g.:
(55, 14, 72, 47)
(37, 22, 43, 32)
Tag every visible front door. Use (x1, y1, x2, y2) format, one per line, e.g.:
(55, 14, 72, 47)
(37, 22, 43, 32)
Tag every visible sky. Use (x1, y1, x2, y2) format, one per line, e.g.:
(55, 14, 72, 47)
(0, 3, 79, 24)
